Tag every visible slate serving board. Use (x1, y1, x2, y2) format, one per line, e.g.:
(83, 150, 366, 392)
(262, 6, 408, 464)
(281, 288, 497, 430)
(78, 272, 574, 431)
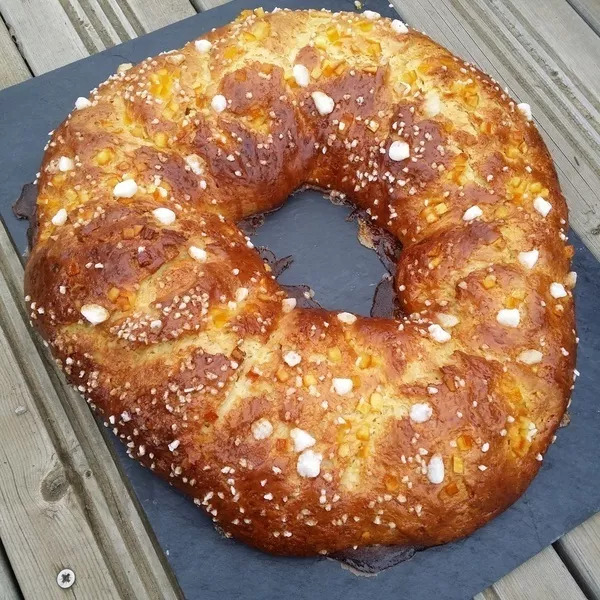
(1, 1, 599, 598)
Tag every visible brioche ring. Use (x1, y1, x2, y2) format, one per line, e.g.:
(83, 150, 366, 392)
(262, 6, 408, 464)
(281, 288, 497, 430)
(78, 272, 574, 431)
(25, 8, 577, 555)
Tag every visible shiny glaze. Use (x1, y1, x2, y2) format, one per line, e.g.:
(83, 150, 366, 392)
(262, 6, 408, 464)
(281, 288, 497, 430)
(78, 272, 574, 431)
(24, 8, 576, 555)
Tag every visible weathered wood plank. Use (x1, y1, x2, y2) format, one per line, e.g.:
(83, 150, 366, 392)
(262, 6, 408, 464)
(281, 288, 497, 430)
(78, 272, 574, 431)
(124, 0, 196, 33)
(567, 0, 600, 36)
(0, 223, 180, 599)
(556, 512, 600, 599)
(192, 0, 230, 10)
(474, 546, 587, 600)
(494, 0, 600, 125)
(0, 290, 119, 598)
(0, 0, 90, 73)
(501, 0, 600, 100)
(396, 0, 600, 262)
(0, 0, 196, 75)
(0, 541, 20, 600)
(510, 0, 600, 94)
(0, 17, 29, 90)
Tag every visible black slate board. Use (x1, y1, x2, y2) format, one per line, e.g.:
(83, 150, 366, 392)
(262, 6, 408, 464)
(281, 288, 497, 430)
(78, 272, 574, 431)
(1, 1, 599, 598)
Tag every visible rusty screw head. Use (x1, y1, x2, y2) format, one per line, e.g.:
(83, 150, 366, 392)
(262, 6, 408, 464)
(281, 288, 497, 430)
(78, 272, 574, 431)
(57, 568, 75, 589)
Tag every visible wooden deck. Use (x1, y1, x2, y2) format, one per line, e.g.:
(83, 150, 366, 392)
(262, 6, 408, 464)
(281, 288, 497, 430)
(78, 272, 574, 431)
(0, 0, 598, 598)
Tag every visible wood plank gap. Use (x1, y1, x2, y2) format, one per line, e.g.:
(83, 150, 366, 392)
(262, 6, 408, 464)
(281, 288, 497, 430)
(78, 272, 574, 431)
(0, 11, 33, 85)
(55, 0, 103, 55)
(554, 514, 600, 600)
(74, 0, 131, 46)
(0, 0, 196, 75)
(553, 540, 597, 600)
(423, 0, 477, 57)
(564, 0, 600, 37)
(122, 0, 196, 32)
(103, 0, 145, 38)
(192, 0, 231, 12)
(486, 0, 600, 135)
(454, 0, 600, 163)
(491, 546, 587, 600)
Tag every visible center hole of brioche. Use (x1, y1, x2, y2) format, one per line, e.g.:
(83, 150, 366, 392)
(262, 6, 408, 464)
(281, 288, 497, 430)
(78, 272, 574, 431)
(246, 190, 392, 316)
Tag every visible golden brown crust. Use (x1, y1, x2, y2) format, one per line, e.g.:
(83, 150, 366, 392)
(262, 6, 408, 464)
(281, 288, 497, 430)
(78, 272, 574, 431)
(24, 8, 576, 555)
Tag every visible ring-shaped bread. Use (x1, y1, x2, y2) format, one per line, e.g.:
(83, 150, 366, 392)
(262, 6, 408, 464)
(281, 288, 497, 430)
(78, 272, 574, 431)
(25, 8, 577, 555)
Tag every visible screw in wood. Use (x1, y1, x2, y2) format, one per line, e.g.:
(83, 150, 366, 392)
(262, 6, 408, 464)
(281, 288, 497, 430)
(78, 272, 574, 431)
(56, 568, 75, 589)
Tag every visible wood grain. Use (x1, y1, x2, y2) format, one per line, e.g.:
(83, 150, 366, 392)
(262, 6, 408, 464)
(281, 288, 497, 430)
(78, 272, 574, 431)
(192, 0, 231, 10)
(0, 223, 180, 599)
(0, 542, 19, 600)
(475, 547, 587, 600)
(566, 0, 600, 36)
(556, 512, 600, 599)
(0, 17, 29, 90)
(0, 279, 119, 597)
(109, 0, 195, 36)
(0, 0, 195, 75)
(396, 0, 600, 262)
(500, 0, 600, 99)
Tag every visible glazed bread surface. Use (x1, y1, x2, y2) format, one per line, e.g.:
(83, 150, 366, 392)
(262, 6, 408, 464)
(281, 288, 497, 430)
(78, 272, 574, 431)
(25, 8, 577, 555)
